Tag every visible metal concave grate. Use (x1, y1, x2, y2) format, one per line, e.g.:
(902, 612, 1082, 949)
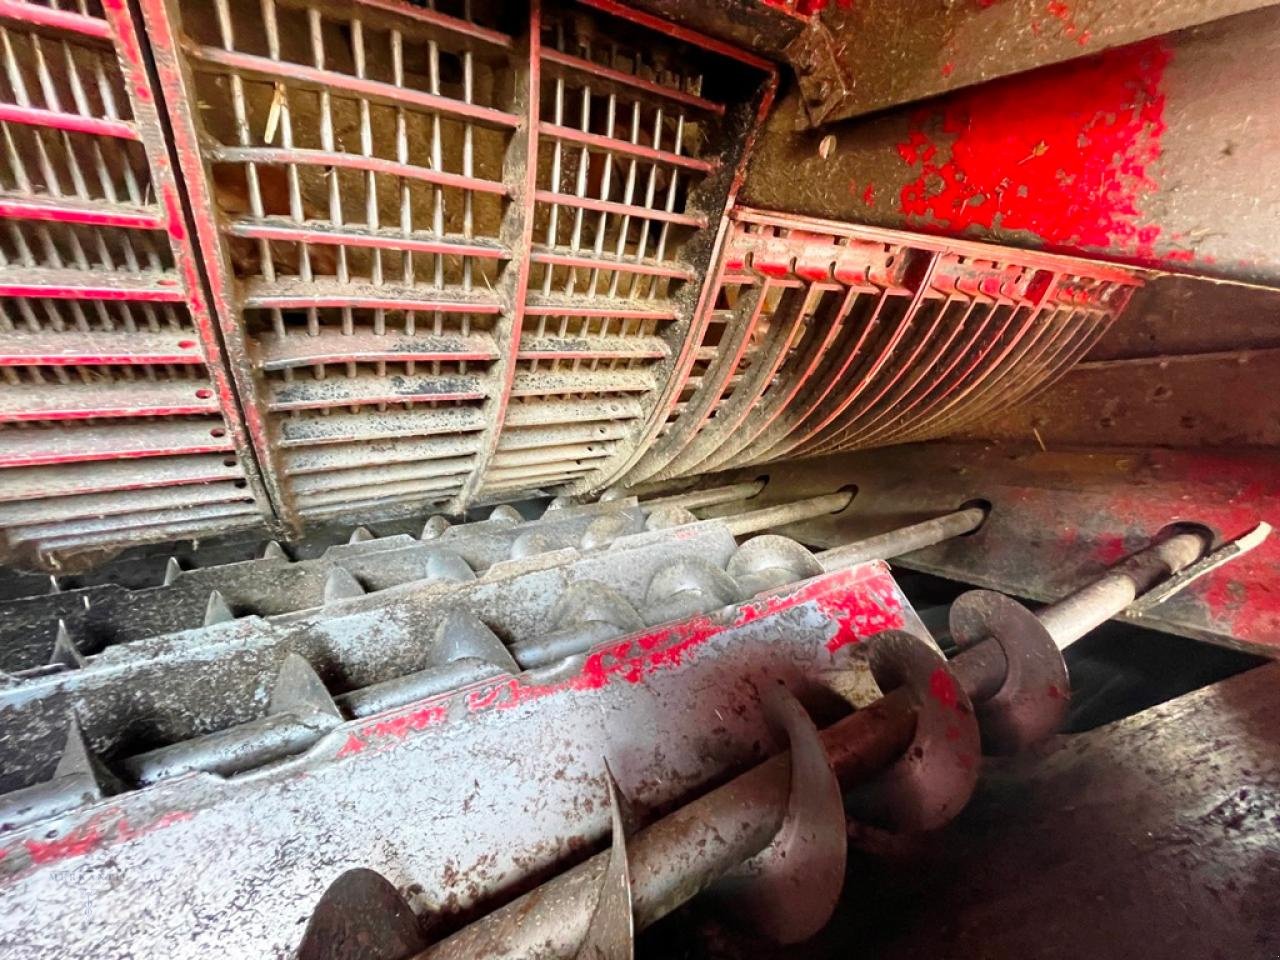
(141, 0, 773, 526)
(0, 1, 1142, 562)
(605, 207, 1142, 488)
(0, 0, 272, 566)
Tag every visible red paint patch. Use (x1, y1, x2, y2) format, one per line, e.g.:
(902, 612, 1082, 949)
(1094, 534, 1129, 566)
(162, 186, 186, 242)
(343, 565, 911, 757)
(14, 809, 192, 868)
(24, 823, 105, 865)
(337, 733, 367, 758)
(928, 667, 960, 709)
(941, 61, 956, 77)
(862, 184, 876, 206)
(895, 39, 1193, 264)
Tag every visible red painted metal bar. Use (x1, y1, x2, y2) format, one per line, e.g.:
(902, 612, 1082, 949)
(0, 197, 164, 230)
(537, 121, 717, 174)
(522, 302, 679, 321)
(453, 0, 542, 511)
(0, 272, 186, 301)
(255, 331, 498, 370)
(0, 330, 206, 366)
(0, 0, 113, 40)
(206, 145, 510, 197)
(0, 422, 236, 469)
(540, 46, 726, 115)
(223, 220, 508, 260)
(321, 0, 514, 49)
(576, 0, 776, 71)
(183, 43, 521, 130)
(530, 248, 694, 280)
(0, 102, 138, 139)
(239, 282, 503, 313)
(0, 380, 223, 422)
(533, 189, 707, 228)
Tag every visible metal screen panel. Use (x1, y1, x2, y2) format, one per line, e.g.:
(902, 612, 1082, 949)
(139, 0, 775, 527)
(0, 0, 274, 566)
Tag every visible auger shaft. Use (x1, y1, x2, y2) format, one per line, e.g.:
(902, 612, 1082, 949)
(416, 530, 1218, 960)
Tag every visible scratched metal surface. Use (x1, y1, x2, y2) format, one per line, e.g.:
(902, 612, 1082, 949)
(0, 560, 923, 959)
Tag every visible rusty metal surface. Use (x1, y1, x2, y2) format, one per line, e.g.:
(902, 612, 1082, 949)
(138, 0, 775, 527)
(744, 7, 1280, 284)
(0, 557, 925, 959)
(642, 661, 1280, 960)
(741, 442, 1280, 654)
(0, 0, 275, 565)
(602, 207, 1140, 488)
(782, 0, 1280, 129)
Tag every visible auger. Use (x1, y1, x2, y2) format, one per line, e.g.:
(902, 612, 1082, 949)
(298, 528, 1231, 959)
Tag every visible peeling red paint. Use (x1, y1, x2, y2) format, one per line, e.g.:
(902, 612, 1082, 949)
(817, 574, 905, 652)
(24, 824, 105, 865)
(336, 733, 367, 758)
(11, 809, 193, 870)
(101, 0, 154, 105)
(162, 185, 187, 242)
(896, 39, 1194, 264)
(342, 564, 910, 757)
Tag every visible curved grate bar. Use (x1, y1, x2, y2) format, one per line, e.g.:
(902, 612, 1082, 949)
(608, 208, 1142, 487)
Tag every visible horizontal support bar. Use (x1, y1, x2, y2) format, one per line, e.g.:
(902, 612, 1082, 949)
(338, 0, 513, 49)
(533, 189, 707, 228)
(0, 195, 163, 231)
(0, 268, 186, 302)
(0, 453, 241, 503)
(187, 42, 520, 130)
(510, 368, 655, 396)
(0, 420, 234, 468)
(517, 333, 669, 361)
(282, 433, 479, 475)
(0, 102, 138, 140)
(208, 145, 509, 197)
(275, 405, 486, 446)
(241, 279, 502, 314)
(523, 299, 678, 322)
(266, 372, 487, 412)
(0, 330, 206, 366)
(531, 247, 693, 280)
(289, 454, 473, 496)
(502, 396, 644, 426)
(538, 121, 716, 173)
(540, 47, 725, 116)
(254, 330, 498, 370)
(225, 219, 508, 260)
(0, 378, 222, 422)
(0, 0, 112, 41)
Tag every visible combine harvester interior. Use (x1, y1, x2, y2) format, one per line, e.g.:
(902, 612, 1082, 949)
(0, 1, 1276, 957)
